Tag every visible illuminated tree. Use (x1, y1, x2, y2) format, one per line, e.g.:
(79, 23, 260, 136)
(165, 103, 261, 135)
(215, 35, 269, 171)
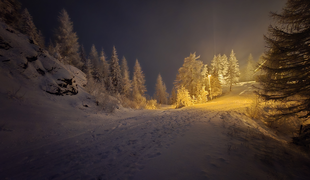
(245, 54, 256, 81)
(176, 86, 193, 108)
(175, 53, 203, 97)
(210, 71, 222, 99)
(155, 74, 168, 104)
(225, 50, 240, 91)
(121, 56, 131, 97)
(211, 54, 228, 84)
(89, 44, 100, 81)
(258, 0, 310, 119)
(132, 59, 146, 100)
(109, 46, 122, 94)
(54, 9, 81, 68)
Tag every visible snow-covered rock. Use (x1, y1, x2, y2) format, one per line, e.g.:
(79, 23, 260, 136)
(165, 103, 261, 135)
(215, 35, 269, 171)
(0, 21, 84, 96)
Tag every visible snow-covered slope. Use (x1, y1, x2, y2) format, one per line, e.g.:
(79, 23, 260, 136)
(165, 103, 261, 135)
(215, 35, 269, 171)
(1, 21, 310, 180)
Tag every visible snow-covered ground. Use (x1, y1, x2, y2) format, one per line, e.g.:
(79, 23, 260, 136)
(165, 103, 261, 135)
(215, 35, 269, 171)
(1, 21, 310, 180)
(1, 82, 310, 180)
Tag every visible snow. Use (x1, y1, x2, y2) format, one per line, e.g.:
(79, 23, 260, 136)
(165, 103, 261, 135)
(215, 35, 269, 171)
(1, 22, 310, 180)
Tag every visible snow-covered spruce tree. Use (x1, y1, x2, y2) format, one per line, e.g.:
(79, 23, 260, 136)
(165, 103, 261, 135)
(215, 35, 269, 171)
(209, 70, 222, 99)
(20, 8, 39, 45)
(99, 49, 110, 88)
(109, 46, 123, 94)
(89, 44, 100, 82)
(176, 86, 193, 108)
(225, 50, 240, 91)
(54, 9, 81, 68)
(244, 54, 256, 81)
(0, 0, 21, 29)
(132, 59, 147, 103)
(258, 0, 310, 119)
(79, 45, 87, 74)
(211, 54, 228, 85)
(175, 53, 203, 97)
(121, 56, 131, 97)
(155, 74, 168, 104)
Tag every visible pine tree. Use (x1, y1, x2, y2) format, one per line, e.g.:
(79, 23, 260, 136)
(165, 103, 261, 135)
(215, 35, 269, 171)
(79, 45, 87, 73)
(211, 54, 228, 85)
(155, 74, 168, 104)
(245, 54, 256, 81)
(20, 8, 39, 44)
(89, 44, 100, 82)
(175, 53, 203, 97)
(132, 59, 146, 99)
(258, 0, 310, 119)
(209, 71, 222, 99)
(54, 9, 81, 68)
(109, 46, 122, 94)
(99, 49, 110, 90)
(121, 56, 131, 97)
(0, 0, 21, 29)
(225, 50, 240, 91)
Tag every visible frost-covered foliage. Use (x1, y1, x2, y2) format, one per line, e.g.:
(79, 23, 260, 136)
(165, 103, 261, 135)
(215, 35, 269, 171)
(209, 71, 222, 99)
(54, 9, 81, 68)
(258, 0, 310, 120)
(121, 56, 131, 97)
(175, 86, 193, 108)
(225, 50, 240, 91)
(211, 54, 228, 85)
(145, 99, 159, 109)
(175, 53, 204, 97)
(154, 74, 168, 104)
(109, 46, 122, 94)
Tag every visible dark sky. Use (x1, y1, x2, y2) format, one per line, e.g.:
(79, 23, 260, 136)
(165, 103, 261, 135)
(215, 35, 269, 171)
(18, 0, 286, 96)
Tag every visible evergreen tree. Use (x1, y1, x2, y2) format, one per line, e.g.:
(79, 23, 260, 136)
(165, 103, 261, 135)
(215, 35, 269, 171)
(155, 74, 168, 104)
(225, 50, 240, 91)
(211, 54, 228, 84)
(79, 45, 87, 73)
(0, 0, 21, 29)
(99, 49, 110, 90)
(132, 59, 146, 99)
(109, 46, 122, 94)
(169, 86, 177, 105)
(121, 56, 131, 97)
(175, 53, 203, 97)
(89, 44, 100, 82)
(54, 9, 81, 68)
(20, 8, 39, 45)
(176, 86, 193, 108)
(245, 54, 256, 81)
(258, 0, 310, 119)
(209, 71, 222, 99)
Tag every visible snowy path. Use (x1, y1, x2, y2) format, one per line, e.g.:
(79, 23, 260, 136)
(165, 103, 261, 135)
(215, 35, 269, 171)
(1, 83, 310, 179)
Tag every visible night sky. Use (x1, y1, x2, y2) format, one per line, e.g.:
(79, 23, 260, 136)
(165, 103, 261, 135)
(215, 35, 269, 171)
(18, 0, 286, 96)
